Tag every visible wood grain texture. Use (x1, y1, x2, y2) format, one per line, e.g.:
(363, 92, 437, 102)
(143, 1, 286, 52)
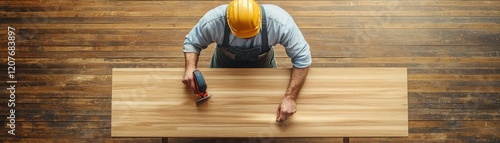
(111, 68, 408, 137)
(0, 0, 498, 142)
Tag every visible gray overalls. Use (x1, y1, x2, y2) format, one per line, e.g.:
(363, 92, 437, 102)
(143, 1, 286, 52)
(210, 5, 277, 68)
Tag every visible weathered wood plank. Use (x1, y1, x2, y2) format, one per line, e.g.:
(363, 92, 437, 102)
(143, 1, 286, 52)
(409, 92, 500, 109)
(1, 1, 499, 17)
(409, 109, 499, 120)
(2, 45, 500, 57)
(2, 29, 498, 47)
(3, 57, 499, 65)
(2, 45, 499, 54)
(3, 0, 499, 7)
(1, 17, 499, 29)
(10, 121, 111, 129)
(2, 58, 498, 72)
(2, 45, 499, 59)
(0, 138, 162, 143)
(0, 114, 111, 122)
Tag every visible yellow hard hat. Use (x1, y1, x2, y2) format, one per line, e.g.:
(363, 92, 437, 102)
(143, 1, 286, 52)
(226, 0, 261, 38)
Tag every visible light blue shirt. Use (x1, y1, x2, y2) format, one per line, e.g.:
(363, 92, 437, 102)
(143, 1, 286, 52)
(183, 4, 312, 68)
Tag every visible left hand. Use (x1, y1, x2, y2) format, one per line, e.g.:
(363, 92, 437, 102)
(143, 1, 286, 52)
(276, 96, 297, 122)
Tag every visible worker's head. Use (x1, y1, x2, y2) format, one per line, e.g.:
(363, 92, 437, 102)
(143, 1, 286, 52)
(227, 0, 261, 38)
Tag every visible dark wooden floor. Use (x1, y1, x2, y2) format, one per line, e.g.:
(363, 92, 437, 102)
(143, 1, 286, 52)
(0, 0, 498, 142)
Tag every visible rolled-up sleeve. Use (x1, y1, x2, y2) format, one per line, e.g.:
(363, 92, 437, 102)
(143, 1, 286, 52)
(279, 20, 312, 68)
(183, 22, 213, 55)
(183, 7, 225, 55)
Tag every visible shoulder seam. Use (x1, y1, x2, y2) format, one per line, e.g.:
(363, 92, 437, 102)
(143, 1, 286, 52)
(200, 15, 226, 28)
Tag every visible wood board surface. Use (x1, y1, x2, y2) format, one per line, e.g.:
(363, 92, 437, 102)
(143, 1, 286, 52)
(1, 0, 498, 142)
(111, 68, 408, 138)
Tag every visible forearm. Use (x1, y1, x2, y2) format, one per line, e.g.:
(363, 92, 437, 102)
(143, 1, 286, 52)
(285, 66, 309, 100)
(184, 52, 199, 70)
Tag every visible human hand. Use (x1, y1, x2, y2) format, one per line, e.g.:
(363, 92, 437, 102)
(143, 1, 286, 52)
(276, 96, 297, 122)
(182, 68, 197, 95)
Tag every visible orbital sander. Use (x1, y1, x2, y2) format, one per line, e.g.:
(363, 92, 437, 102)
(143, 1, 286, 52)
(193, 69, 212, 103)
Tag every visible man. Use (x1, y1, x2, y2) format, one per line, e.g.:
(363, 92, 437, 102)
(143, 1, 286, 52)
(182, 0, 311, 122)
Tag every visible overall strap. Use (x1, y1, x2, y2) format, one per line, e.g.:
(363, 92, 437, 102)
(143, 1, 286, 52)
(260, 5, 270, 53)
(221, 11, 231, 47)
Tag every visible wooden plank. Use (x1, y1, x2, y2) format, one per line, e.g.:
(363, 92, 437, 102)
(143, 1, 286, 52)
(1, 1, 499, 17)
(410, 109, 499, 120)
(3, 0, 499, 7)
(1, 17, 499, 29)
(11, 121, 111, 129)
(111, 68, 408, 137)
(3, 0, 500, 7)
(2, 10, 492, 18)
(1, 45, 499, 59)
(3, 16, 499, 27)
(4, 57, 498, 66)
(173, 121, 500, 142)
(3, 29, 498, 47)
(0, 114, 110, 122)
(168, 137, 344, 143)
(0, 138, 162, 143)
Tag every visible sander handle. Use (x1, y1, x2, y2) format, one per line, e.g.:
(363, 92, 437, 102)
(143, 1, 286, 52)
(193, 69, 208, 96)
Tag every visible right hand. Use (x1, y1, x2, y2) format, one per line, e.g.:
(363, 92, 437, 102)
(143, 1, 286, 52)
(182, 68, 197, 94)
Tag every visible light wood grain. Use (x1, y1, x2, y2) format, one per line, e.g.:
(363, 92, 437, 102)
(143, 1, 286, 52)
(111, 68, 408, 137)
(1, 0, 498, 142)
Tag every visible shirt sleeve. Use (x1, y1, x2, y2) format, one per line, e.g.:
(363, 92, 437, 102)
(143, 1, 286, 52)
(183, 14, 222, 55)
(279, 19, 312, 68)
